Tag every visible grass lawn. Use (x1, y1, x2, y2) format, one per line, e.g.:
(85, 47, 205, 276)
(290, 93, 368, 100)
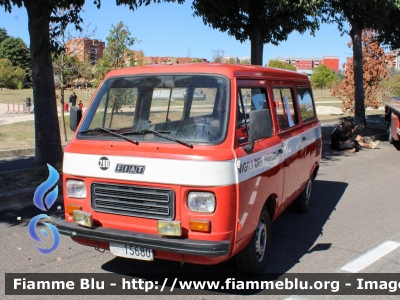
(0, 116, 75, 150)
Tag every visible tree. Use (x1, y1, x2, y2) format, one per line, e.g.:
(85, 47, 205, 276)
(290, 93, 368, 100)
(0, 27, 9, 44)
(94, 22, 139, 113)
(381, 71, 400, 97)
(192, 0, 321, 65)
(0, 0, 87, 168)
(267, 60, 297, 71)
(94, 21, 138, 86)
(320, 0, 400, 127)
(53, 53, 82, 141)
(0, 0, 182, 168)
(0, 36, 31, 81)
(331, 31, 389, 112)
(310, 64, 336, 91)
(211, 48, 224, 63)
(0, 58, 25, 89)
(52, 12, 97, 143)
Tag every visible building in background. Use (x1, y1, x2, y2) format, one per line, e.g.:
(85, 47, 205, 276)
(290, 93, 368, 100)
(386, 50, 400, 71)
(65, 38, 105, 64)
(140, 56, 207, 65)
(271, 55, 340, 74)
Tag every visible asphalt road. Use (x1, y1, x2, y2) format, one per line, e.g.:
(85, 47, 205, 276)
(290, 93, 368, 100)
(1, 141, 400, 299)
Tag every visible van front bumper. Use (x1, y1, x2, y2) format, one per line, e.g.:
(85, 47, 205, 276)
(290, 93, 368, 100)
(55, 218, 230, 257)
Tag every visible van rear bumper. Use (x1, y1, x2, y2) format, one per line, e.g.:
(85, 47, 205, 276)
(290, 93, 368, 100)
(55, 218, 230, 257)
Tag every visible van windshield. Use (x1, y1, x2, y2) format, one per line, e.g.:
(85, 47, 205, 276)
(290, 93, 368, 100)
(79, 75, 230, 145)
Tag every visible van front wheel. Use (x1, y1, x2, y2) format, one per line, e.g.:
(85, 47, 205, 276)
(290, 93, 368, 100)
(236, 208, 271, 273)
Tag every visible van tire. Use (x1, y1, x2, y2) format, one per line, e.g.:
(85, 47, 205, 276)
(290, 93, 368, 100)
(236, 207, 271, 273)
(294, 176, 313, 213)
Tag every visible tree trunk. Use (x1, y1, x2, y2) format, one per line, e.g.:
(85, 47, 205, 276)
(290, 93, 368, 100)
(250, 27, 264, 66)
(25, 1, 63, 168)
(60, 31, 68, 142)
(350, 24, 366, 128)
(60, 85, 68, 142)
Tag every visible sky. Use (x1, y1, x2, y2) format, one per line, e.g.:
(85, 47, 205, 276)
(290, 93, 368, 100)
(0, 1, 352, 67)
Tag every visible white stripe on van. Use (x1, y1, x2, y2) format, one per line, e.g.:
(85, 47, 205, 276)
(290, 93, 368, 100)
(64, 125, 320, 187)
(63, 153, 237, 187)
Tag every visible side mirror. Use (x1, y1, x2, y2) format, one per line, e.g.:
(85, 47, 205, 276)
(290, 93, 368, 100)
(70, 106, 82, 132)
(243, 109, 273, 154)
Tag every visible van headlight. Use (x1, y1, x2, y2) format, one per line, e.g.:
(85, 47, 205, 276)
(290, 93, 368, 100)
(188, 192, 216, 213)
(66, 180, 86, 198)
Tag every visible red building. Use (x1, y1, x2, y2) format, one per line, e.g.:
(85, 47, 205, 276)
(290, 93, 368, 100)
(273, 55, 339, 73)
(65, 38, 105, 64)
(322, 56, 339, 73)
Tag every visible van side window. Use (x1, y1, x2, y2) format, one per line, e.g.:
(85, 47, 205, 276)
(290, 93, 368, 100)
(296, 87, 316, 121)
(272, 87, 298, 131)
(237, 87, 268, 128)
(237, 87, 269, 144)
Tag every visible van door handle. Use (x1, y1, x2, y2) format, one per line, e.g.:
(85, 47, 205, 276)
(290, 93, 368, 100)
(278, 149, 283, 154)
(302, 136, 307, 141)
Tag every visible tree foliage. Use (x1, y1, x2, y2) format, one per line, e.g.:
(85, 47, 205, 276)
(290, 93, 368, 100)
(267, 60, 297, 71)
(0, 58, 25, 89)
(0, 27, 9, 44)
(0, 0, 186, 167)
(211, 48, 224, 63)
(94, 21, 138, 86)
(192, 0, 322, 65)
(331, 31, 389, 112)
(310, 64, 336, 90)
(381, 72, 400, 97)
(0, 36, 31, 81)
(320, 0, 400, 126)
(94, 22, 138, 112)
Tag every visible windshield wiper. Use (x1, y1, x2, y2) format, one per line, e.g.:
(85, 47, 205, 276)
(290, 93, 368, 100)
(78, 127, 139, 145)
(122, 129, 193, 149)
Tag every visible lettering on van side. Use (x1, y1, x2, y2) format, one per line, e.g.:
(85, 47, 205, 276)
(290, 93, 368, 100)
(238, 152, 277, 174)
(115, 164, 145, 174)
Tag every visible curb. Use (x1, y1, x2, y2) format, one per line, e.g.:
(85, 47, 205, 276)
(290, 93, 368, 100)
(0, 144, 68, 159)
(0, 147, 35, 158)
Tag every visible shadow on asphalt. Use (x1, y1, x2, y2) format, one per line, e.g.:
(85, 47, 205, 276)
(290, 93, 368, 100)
(100, 179, 348, 295)
(0, 201, 64, 227)
(0, 156, 34, 173)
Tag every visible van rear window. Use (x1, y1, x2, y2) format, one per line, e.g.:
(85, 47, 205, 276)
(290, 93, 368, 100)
(296, 87, 316, 121)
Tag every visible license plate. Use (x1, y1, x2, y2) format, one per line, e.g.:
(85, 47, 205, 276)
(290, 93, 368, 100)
(109, 243, 154, 261)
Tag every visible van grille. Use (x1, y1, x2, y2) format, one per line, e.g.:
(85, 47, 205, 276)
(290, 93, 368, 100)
(91, 183, 174, 220)
(315, 127, 321, 157)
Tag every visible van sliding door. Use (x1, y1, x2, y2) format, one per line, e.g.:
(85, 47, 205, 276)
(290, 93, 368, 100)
(271, 84, 306, 208)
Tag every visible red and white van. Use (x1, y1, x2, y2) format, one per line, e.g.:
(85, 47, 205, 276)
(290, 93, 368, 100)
(55, 64, 321, 273)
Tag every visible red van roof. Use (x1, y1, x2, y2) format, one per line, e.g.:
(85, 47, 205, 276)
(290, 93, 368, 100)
(104, 63, 309, 81)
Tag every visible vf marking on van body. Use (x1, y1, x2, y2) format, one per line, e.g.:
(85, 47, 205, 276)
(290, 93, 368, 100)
(238, 152, 277, 174)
